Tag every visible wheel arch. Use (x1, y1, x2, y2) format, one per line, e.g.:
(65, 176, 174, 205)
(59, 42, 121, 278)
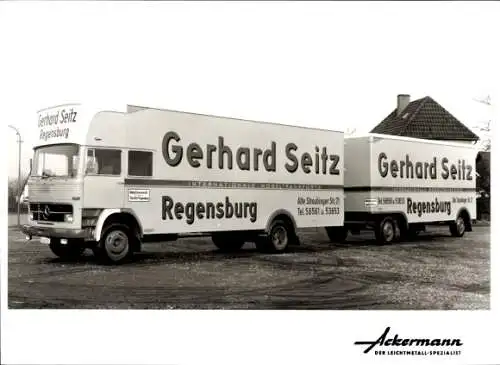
(392, 211, 409, 231)
(94, 209, 143, 242)
(372, 211, 409, 230)
(265, 209, 297, 234)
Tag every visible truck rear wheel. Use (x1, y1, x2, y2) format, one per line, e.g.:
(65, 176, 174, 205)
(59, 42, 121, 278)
(49, 239, 85, 260)
(450, 215, 466, 237)
(95, 224, 133, 264)
(375, 217, 396, 245)
(325, 226, 348, 243)
(256, 219, 293, 253)
(212, 233, 246, 252)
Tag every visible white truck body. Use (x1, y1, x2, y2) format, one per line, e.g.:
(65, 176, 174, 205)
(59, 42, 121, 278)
(23, 103, 344, 261)
(344, 134, 477, 230)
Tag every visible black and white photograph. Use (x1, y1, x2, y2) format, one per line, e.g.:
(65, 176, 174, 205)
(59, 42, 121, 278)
(1, 1, 498, 364)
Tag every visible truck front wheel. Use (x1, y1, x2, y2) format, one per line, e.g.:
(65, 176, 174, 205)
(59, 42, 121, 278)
(49, 239, 85, 260)
(95, 224, 134, 264)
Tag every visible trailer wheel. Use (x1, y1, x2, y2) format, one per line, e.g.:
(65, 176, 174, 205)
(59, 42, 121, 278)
(325, 226, 348, 243)
(375, 217, 396, 245)
(212, 233, 245, 252)
(257, 219, 293, 253)
(49, 239, 85, 260)
(95, 224, 134, 264)
(450, 215, 466, 237)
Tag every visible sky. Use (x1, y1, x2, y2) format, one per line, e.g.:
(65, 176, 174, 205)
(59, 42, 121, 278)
(2, 1, 498, 179)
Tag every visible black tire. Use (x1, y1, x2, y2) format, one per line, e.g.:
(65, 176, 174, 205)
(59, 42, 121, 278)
(450, 215, 466, 237)
(49, 239, 85, 260)
(212, 233, 246, 252)
(95, 224, 134, 264)
(91, 246, 100, 258)
(288, 232, 301, 246)
(256, 219, 293, 253)
(407, 228, 420, 239)
(375, 217, 396, 245)
(393, 219, 401, 242)
(325, 226, 348, 243)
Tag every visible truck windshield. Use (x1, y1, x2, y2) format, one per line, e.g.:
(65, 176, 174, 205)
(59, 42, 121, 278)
(32, 144, 80, 178)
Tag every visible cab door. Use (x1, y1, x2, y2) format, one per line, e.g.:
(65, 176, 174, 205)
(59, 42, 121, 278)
(123, 149, 155, 233)
(83, 147, 125, 209)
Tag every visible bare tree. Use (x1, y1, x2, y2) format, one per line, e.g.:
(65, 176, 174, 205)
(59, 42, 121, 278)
(8, 175, 29, 213)
(472, 95, 492, 151)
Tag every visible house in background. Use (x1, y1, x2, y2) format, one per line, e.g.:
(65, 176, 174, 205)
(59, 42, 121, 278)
(370, 94, 479, 144)
(371, 94, 489, 220)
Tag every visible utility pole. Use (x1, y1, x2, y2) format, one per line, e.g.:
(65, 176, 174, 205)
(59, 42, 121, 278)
(8, 125, 22, 228)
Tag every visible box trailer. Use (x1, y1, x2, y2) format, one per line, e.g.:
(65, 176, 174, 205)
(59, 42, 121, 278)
(22, 103, 344, 263)
(327, 134, 478, 244)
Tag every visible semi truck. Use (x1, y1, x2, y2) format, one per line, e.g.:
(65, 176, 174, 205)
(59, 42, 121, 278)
(22, 103, 345, 263)
(22, 103, 477, 264)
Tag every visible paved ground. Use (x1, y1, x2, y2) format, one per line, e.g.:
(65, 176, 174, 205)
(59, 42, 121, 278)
(8, 225, 490, 309)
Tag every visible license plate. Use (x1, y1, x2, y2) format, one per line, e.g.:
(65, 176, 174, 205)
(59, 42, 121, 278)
(40, 237, 50, 244)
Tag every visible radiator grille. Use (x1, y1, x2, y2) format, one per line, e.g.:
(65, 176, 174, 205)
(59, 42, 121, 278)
(29, 203, 73, 222)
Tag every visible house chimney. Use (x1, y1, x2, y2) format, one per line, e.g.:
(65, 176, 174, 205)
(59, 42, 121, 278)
(397, 94, 410, 116)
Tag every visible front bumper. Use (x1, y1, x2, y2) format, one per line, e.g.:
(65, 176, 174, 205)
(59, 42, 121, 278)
(22, 224, 94, 240)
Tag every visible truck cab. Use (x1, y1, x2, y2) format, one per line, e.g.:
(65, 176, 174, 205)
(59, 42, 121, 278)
(22, 103, 138, 263)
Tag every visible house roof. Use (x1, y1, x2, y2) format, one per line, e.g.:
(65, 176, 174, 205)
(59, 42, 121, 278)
(370, 96, 479, 141)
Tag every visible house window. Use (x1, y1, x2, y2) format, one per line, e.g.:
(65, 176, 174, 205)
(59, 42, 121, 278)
(128, 150, 153, 177)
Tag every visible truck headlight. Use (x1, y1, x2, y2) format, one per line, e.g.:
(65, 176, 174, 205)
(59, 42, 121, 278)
(64, 214, 74, 223)
(30, 212, 34, 220)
